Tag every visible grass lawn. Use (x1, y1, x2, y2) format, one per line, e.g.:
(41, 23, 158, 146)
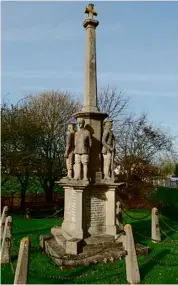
(1, 209, 178, 284)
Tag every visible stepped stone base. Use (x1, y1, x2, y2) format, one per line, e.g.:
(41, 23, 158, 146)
(40, 230, 149, 267)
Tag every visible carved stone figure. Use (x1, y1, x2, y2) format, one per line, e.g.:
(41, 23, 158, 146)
(74, 118, 92, 181)
(64, 123, 76, 179)
(102, 119, 115, 180)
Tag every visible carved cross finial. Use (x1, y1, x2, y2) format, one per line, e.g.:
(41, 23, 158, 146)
(84, 3, 98, 19)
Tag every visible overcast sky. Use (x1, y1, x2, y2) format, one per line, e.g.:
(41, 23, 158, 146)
(1, 1, 178, 142)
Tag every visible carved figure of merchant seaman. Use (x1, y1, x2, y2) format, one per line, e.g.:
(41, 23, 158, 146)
(64, 122, 76, 179)
(74, 118, 92, 182)
(102, 119, 115, 180)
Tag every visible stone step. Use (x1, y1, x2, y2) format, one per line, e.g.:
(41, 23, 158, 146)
(54, 234, 67, 249)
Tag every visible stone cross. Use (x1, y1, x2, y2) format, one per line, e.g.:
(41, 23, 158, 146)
(0, 216, 12, 264)
(14, 237, 30, 285)
(83, 3, 99, 113)
(84, 3, 98, 19)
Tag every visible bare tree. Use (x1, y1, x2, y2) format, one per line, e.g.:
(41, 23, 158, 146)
(97, 85, 129, 123)
(26, 90, 81, 201)
(114, 113, 176, 195)
(1, 102, 41, 209)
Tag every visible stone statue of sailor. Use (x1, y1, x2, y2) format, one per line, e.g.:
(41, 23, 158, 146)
(102, 119, 115, 180)
(74, 118, 92, 182)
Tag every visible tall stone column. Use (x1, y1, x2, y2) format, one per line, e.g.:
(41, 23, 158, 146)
(82, 4, 99, 113)
(73, 4, 107, 181)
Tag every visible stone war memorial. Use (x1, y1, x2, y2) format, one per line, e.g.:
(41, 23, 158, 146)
(40, 3, 125, 266)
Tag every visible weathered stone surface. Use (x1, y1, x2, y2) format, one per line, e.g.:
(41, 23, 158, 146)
(116, 201, 123, 231)
(40, 234, 125, 267)
(102, 119, 115, 180)
(1, 216, 12, 264)
(151, 207, 161, 243)
(124, 224, 140, 284)
(0, 206, 8, 241)
(14, 237, 30, 285)
(66, 238, 83, 255)
(64, 123, 75, 179)
(40, 234, 148, 268)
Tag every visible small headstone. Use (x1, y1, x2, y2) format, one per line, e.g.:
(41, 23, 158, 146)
(0, 216, 12, 264)
(1, 206, 8, 240)
(124, 224, 140, 284)
(151, 207, 161, 243)
(14, 237, 30, 285)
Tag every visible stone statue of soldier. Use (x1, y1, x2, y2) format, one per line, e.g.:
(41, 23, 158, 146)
(102, 119, 115, 180)
(74, 118, 92, 182)
(64, 122, 76, 179)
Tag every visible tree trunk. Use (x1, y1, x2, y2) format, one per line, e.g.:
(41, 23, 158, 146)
(44, 187, 53, 202)
(20, 188, 27, 210)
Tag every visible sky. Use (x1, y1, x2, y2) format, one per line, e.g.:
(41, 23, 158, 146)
(1, 1, 178, 143)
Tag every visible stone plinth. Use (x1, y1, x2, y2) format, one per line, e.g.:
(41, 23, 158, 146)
(39, 180, 125, 257)
(57, 181, 124, 242)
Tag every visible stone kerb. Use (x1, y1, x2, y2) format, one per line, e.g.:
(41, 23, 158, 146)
(0, 215, 12, 264)
(124, 224, 140, 284)
(14, 237, 30, 285)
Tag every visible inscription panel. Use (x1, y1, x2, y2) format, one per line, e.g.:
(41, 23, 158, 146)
(83, 188, 106, 232)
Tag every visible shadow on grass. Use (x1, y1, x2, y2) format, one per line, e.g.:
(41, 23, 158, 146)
(140, 249, 170, 280)
(13, 226, 52, 236)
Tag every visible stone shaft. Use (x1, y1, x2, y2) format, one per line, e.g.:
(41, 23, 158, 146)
(1, 216, 12, 264)
(1, 206, 8, 241)
(151, 207, 161, 243)
(14, 237, 30, 285)
(124, 224, 140, 284)
(83, 19, 99, 112)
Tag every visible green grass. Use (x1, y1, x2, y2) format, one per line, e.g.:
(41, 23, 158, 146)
(1, 209, 178, 284)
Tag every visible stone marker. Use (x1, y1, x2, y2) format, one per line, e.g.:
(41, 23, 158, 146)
(116, 201, 123, 231)
(14, 237, 30, 285)
(151, 207, 161, 243)
(0, 216, 12, 264)
(124, 224, 140, 284)
(1, 206, 8, 240)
